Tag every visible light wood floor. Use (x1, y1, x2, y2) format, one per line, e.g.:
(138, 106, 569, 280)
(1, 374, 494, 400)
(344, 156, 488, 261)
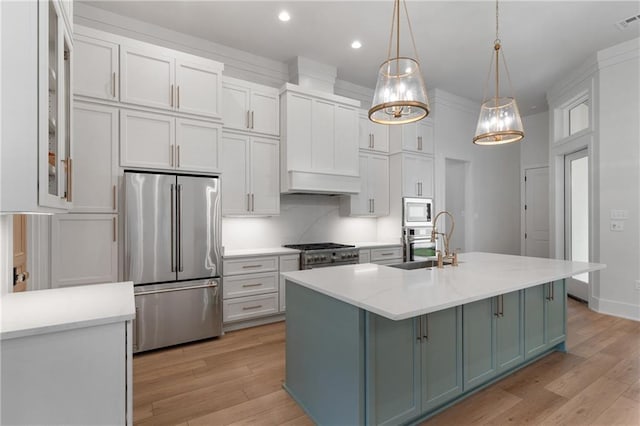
(133, 298, 640, 425)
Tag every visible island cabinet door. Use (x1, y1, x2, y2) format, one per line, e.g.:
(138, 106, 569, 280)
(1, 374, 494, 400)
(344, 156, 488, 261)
(495, 291, 524, 374)
(524, 284, 547, 359)
(421, 307, 463, 413)
(365, 313, 421, 426)
(462, 298, 497, 391)
(546, 280, 566, 347)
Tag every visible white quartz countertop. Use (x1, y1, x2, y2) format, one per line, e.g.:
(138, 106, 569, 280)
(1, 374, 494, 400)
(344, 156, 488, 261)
(223, 247, 301, 258)
(281, 252, 606, 321)
(1, 282, 135, 340)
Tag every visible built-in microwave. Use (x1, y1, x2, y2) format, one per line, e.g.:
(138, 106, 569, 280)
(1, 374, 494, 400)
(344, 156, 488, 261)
(403, 197, 433, 227)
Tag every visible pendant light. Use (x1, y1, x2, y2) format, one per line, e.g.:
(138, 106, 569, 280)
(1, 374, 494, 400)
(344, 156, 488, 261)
(369, 0, 429, 125)
(473, 0, 524, 145)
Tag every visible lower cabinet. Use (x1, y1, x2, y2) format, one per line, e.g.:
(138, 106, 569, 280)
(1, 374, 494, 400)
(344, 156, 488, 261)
(50, 213, 118, 288)
(279, 254, 299, 312)
(359, 246, 403, 265)
(366, 306, 462, 425)
(463, 290, 523, 391)
(524, 280, 566, 359)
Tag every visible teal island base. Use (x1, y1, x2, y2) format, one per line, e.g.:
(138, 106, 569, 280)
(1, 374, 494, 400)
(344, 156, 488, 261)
(284, 279, 566, 425)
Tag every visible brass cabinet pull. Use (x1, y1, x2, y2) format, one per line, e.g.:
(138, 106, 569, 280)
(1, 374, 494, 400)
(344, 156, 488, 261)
(242, 305, 263, 311)
(372, 198, 375, 213)
(371, 134, 375, 149)
(551, 283, 555, 301)
(251, 193, 255, 212)
(246, 110, 250, 129)
(251, 111, 255, 129)
(112, 72, 116, 98)
(112, 217, 117, 242)
(423, 315, 429, 340)
(170, 84, 174, 107)
(66, 158, 73, 202)
(242, 264, 263, 269)
(170, 145, 174, 167)
(177, 145, 181, 168)
(112, 185, 117, 211)
(177, 86, 180, 109)
(177, 184, 183, 272)
(417, 317, 422, 342)
(170, 184, 175, 272)
(242, 283, 263, 288)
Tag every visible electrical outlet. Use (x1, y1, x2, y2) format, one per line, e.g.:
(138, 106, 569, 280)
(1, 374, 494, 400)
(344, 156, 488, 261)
(610, 220, 624, 231)
(610, 209, 629, 220)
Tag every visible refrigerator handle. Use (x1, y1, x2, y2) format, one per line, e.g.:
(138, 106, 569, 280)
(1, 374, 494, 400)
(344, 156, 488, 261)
(170, 184, 175, 272)
(178, 184, 183, 272)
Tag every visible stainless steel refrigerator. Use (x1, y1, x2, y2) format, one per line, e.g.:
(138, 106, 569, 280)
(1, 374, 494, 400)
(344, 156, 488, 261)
(124, 171, 222, 353)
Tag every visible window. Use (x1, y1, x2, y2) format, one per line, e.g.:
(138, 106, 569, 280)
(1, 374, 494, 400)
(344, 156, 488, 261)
(568, 101, 589, 135)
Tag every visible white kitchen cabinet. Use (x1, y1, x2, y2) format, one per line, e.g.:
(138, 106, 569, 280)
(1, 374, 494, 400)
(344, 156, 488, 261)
(359, 245, 403, 265)
(175, 118, 221, 173)
(340, 152, 389, 217)
(120, 109, 221, 173)
(72, 103, 118, 213)
(389, 119, 434, 154)
(280, 84, 361, 194)
(74, 34, 118, 101)
(359, 110, 389, 153)
(401, 153, 434, 198)
(279, 254, 300, 312)
(50, 213, 118, 288)
(221, 132, 279, 216)
(120, 43, 223, 118)
(222, 76, 279, 136)
(0, 0, 74, 213)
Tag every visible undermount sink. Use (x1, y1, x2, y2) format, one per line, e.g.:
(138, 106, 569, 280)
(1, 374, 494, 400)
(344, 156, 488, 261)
(387, 260, 440, 270)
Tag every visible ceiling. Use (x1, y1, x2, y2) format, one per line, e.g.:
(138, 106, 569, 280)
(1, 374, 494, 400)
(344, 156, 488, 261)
(82, 1, 640, 114)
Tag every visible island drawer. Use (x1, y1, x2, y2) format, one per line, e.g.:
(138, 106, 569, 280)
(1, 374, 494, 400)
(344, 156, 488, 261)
(223, 293, 279, 323)
(370, 247, 403, 262)
(223, 256, 278, 276)
(223, 272, 278, 299)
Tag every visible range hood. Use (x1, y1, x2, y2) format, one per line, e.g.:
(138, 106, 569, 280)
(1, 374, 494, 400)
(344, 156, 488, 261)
(280, 58, 362, 195)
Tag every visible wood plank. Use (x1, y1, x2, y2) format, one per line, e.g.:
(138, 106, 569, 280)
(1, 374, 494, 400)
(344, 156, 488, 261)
(591, 396, 640, 425)
(226, 400, 306, 426)
(545, 352, 621, 398)
(623, 380, 640, 403)
(570, 329, 626, 359)
(606, 358, 640, 386)
(543, 376, 630, 425)
(421, 386, 521, 425)
(484, 387, 568, 425)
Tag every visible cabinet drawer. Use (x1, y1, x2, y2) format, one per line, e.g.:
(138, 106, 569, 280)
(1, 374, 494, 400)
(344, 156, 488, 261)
(223, 272, 278, 299)
(223, 256, 278, 276)
(223, 293, 279, 323)
(370, 247, 403, 262)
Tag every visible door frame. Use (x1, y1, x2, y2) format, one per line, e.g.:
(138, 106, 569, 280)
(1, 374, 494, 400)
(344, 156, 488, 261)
(441, 157, 471, 253)
(520, 164, 549, 256)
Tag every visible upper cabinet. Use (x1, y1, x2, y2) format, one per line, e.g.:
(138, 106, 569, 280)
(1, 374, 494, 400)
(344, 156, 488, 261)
(120, 45, 223, 119)
(74, 26, 224, 120)
(74, 35, 119, 101)
(222, 77, 279, 136)
(358, 110, 389, 153)
(1, 0, 75, 213)
(340, 152, 389, 217)
(389, 119, 434, 154)
(280, 84, 361, 194)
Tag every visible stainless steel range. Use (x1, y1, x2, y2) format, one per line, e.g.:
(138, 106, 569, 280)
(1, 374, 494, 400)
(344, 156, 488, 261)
(283, 243, 359, 269)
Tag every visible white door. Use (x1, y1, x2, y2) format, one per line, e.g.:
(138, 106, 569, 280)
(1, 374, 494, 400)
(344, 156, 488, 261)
(417, 121, 434, 154)
(250, 138, 280, 215)
(402, 122, 421, 152)
(120, 110, 175, 170)
(369, 154, 390, 216)
(524, 167, 550, 258)
(222, 81, 251, 131)
(175, 58, 221, 118)
(565, 149, 590, 301)
(220, 133, 250, 215)
(251, 90, 279, 136)
(358, 114, 372, 150)
(51, 214, 118, 288)
(120, 45, 174, 110)
(445, 159, 469, 253)
(72, 103, 118, 213)
(334, 105, 358, 175)
(73, 35, 118, 101)
(175, 119, 221, 173)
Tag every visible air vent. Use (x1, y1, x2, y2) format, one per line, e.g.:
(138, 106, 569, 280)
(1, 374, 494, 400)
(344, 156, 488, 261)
(616, 14, 640, 30)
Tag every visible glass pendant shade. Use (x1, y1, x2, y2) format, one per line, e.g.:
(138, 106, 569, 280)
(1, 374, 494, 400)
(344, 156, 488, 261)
(369, 57, 430, 125)
(473, 96, 524, 145)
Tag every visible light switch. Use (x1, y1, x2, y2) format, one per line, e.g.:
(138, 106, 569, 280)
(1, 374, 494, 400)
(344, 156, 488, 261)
(610, 209, 629, 220)
(610, 220, 624, 231)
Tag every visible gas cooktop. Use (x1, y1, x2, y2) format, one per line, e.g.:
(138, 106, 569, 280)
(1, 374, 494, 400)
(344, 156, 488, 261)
(283, 243, 359, 269)
(283, 243, 355, 251)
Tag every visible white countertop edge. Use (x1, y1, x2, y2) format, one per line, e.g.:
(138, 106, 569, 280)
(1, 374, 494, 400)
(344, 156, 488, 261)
(281, 254, 606, 321)
(223, 247, 301, 258)
(1, 282, 135, 341)
(349, 242, 402, 249)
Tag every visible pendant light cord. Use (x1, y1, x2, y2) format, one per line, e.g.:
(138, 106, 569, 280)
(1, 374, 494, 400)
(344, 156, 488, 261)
(385, 0, 422, 65)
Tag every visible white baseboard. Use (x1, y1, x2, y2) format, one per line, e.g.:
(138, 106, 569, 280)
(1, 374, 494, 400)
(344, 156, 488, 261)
(591, 297, 640, 321)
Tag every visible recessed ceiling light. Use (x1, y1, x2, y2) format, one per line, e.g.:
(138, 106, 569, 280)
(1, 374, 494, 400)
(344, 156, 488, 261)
(278, 11, 291, 22)
(351, 40, 362, 49)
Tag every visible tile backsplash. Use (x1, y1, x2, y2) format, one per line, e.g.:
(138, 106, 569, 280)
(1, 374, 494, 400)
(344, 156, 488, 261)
(222, 194, 378, 249)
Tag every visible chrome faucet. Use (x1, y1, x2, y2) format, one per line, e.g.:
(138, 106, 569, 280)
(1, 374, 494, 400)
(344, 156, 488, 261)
(431, 210, 458, 268)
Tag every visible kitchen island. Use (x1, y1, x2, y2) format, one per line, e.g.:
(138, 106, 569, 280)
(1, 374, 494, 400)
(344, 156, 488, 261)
(281, 252, 605, 425)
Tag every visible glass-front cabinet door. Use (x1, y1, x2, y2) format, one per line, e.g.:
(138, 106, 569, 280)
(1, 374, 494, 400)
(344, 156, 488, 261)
(39, 0, 73, 210)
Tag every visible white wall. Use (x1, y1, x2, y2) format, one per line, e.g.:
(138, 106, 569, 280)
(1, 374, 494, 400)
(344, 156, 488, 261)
(596, 39, 640, 319)
(432, 90, 521, 255)
(222, 194, 378, 249)
(521, 111, 550, 168)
